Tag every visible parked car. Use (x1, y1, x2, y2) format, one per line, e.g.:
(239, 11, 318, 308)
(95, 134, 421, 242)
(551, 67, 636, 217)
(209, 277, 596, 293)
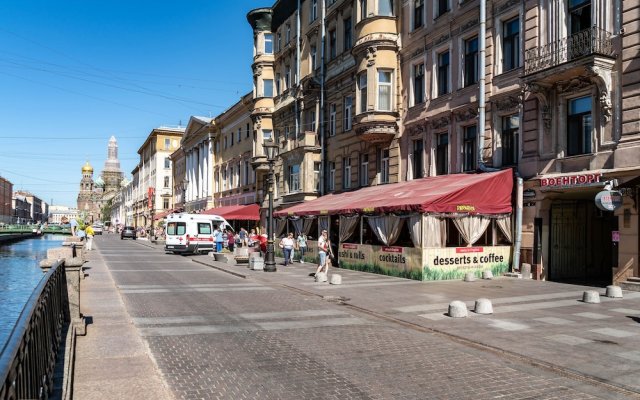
(121, 226, 137, 240)
(92, 223, 104, 235)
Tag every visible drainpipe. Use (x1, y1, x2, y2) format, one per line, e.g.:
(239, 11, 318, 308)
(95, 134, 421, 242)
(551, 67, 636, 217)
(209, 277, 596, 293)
(295, 0, 301, 139)
(512, 177, 523, 272)
(319, 0, 326, 196)
(477, 0, 488, 171)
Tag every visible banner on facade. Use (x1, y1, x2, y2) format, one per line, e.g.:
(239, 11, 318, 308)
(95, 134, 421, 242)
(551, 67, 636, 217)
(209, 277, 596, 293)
(422, 246, 511, 280)
(338, 243, 423, 280)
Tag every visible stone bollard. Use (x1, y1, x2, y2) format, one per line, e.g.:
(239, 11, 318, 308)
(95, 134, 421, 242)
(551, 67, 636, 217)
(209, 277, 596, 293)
(482, 270, 493, 280)
(463, 272, 476, 282)
(315, 272, 328, 283)
(605, 285, 623, 298)
(330, 274, 342, 285)
(474, 298, 493, 314)
(448, 301, 468, 318)
(250, 256, 264, 271)
(582, 290, 601, 304)
(521, 263, 532, 279)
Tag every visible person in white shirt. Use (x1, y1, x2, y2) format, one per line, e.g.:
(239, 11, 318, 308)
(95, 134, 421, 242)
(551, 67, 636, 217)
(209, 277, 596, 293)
(315, 230, 330, 276)
(280, 232, 295, 266)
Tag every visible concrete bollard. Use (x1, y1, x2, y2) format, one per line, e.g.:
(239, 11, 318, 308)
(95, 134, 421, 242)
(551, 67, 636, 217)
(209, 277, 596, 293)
(605, 285, 623, 298)
(463, 272, 476, 282)
(482, 270, 493, 280)
(474, 298, 493, 314)
(315, 272, 328, 283)
(329, 274, 342, 285)
(521, 263, 532, 279)
(448, 301, 468, 318)
(582, 290, 601, 304)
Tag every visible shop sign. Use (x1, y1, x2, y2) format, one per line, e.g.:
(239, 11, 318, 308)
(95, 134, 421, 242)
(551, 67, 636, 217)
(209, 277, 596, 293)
(612, 231, 620, 242)
(338, 243, 423, 280)
(595, 190, 623, 211)
(540, 173, 601, 188)
(456, 205, 476, 212)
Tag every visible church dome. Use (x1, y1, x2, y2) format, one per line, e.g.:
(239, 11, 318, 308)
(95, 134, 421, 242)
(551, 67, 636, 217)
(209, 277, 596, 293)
(82, 161, 93, 173)
(94, 177, 105, 187)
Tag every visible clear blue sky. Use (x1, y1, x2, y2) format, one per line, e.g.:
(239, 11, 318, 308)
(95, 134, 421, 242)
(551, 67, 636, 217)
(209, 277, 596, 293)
(0, 0, 259, 207)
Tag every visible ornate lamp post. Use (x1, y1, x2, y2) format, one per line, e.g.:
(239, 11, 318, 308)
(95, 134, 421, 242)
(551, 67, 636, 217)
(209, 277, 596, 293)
(181, 179, 189, 212)
(263, 139, 278, 272)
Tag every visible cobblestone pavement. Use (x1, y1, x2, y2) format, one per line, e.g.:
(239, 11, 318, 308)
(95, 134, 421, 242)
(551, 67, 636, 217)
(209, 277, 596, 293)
(87, 235, 640, 399)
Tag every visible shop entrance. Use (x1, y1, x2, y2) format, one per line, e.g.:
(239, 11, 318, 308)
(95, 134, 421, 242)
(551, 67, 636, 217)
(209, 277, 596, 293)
(549, 201, 616, 285)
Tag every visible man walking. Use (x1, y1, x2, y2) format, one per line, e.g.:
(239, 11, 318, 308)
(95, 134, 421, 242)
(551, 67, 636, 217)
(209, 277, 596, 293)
(214, 225, 224, 252)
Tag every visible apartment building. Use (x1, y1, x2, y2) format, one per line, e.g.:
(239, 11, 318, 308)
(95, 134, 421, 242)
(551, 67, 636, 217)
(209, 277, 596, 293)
(0, 176, 13, 224)
(182, 116, 214, 212)
(133, 126, 184, 228)
(169, 146, 186, 212)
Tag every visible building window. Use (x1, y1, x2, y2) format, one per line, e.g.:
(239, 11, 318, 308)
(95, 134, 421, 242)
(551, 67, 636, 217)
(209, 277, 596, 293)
(164, 176, 170, 188)
(285, 66, 291, 89)
(289, 164, 300, 193)
(247, 123, 251, 138)
(222, 168, 227, 190)
(567, 96, 592, 156)
(413, 0, 424, 30)
(277, 32, 281, 52)
(503, 18, 520, 72)
(344, 96, 353, 131)
(237, 128, 242, 143)
(413, 139, 424, 179)
(286, 24, 291, 43)
(378, 0, 393, 16)
(463, 125, 477, 172)
(358, 73, 368, 113)
(464, 37, 479, 87)
(379, 149, 390, 184)
(223, 136, 227, 149)
(310, 45, 317, 71)
(329, 104, 336, 136)
(377, 70, 392, 111)
(163, 198, 170, 209)
(229, 165, 234, 188)
(437, 51, 450, 96)
(329, 29, 337, 60)
(309, 109, 317, 132)
(264, 33, 273, 54)
(164, 138, 171, 150)
(437, 0, 449, 17)
(275, 73, 281, 95)
(360, 153, 369, 186)
(263, 79, 274, 97)
(263, 129, 272, 141)
(164, 157, 171, 169)
(343, 157, 352, 189)
(360, 0, 367, 20)
(314, 162, 321, 192)
(215, 140, 220, 154)
(343, 17, 352, 51)
(413, 63, 424, 105)
(310, 0, 318, 21)
(329, 162, 336, 191)
(230, 131, 234, 146)
(436, 133, 448, 175)
(244, 161, 250, 185)
(501, 115, 519, 166)
(569, 0, 591, 34)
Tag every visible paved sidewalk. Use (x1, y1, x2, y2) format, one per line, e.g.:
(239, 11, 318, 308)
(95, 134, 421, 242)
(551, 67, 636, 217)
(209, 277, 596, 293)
(73, 242, 173, 400)
(75, 235, 640, 399)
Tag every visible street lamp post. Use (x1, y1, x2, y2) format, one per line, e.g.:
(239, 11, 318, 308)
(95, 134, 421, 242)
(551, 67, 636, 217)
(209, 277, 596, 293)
(263, 139, 278, 272)
(181, 179, 189, 212)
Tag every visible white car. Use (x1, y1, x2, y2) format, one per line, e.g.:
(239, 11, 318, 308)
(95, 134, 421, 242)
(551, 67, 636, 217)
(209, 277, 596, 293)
(92, 223, 104, 235)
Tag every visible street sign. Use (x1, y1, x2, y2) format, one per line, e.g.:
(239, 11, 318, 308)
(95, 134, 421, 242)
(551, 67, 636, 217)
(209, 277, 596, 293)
(612, 231, 620, 242)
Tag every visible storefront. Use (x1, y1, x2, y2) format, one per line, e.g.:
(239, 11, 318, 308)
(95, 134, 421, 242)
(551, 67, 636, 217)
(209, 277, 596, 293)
(274, 169, 515, 281)
(522, 169, 640, 285)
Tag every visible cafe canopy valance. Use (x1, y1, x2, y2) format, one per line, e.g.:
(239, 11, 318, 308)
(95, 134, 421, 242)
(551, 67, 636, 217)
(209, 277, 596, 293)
(274, 169, 513, 217)
(202, 204, 260, 220)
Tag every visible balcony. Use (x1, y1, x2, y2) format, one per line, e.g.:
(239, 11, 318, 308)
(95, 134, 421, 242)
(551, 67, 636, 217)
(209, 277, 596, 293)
(524, 27, 614, 76)
(353, 111, 397, 144)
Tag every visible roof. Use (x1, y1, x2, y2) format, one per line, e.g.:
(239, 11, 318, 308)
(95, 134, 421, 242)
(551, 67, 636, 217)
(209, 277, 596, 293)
(274, 170, 514, 217)
(202, 204, 261, 221)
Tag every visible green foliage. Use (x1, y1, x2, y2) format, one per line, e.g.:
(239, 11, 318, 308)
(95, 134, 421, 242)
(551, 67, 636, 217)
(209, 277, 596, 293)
(422, 262, 510, 281)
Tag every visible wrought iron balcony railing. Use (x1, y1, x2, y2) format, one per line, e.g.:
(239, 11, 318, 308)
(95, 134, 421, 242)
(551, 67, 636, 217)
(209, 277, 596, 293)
(524, 26, 614, 75)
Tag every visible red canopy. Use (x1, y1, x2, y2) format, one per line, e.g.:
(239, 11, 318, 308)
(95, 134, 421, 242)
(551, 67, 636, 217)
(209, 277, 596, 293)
(202, 204, 260, 220)
(274, 170, 513, 217)
(154, 209, 177, 220)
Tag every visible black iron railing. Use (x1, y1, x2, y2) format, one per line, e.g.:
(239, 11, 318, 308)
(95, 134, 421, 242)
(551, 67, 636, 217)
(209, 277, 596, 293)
(524, 26, 614, 75)
(0, 260, 69, 400)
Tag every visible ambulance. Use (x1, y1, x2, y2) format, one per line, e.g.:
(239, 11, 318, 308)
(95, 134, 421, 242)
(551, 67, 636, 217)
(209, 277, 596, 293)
(164, 213, 231, 254)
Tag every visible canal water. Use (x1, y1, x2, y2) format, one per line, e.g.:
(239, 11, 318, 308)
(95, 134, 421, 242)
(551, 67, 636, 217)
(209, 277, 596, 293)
(0, 234, 66, 350)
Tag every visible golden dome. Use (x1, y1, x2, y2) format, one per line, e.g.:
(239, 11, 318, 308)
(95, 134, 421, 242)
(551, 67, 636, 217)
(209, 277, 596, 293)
(82, 161, 93, 173)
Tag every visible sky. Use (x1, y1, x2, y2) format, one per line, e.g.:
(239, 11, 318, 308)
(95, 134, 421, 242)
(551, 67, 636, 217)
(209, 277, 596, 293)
(0, 0, 260, 207)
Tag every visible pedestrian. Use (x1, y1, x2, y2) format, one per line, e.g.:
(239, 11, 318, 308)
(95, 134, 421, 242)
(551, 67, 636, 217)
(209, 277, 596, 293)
(214, 225, 224, 252)
(315, 230, 329, 276)
(297, 232, 307, 263)
(85, 224, 95, 250)
(69, 218, 78, 236)
(227, 229, 235, 252)
(249, 229, 258, 247)
(239, 227, 248, 247)
(280, 232, 295, 266)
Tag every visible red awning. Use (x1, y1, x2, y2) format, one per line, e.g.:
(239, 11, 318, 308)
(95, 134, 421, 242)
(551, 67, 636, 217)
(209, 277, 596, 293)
(274, 170, 513, 217)
(154, 209, 177, 220)
(202, 204, 261, 220)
